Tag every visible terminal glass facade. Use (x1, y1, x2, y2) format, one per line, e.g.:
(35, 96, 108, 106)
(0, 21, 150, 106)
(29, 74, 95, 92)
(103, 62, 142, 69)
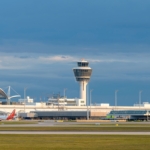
(109, 110, 149, 115)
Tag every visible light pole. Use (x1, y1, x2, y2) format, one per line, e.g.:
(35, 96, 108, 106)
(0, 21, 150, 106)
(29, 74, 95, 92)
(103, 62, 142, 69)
(115, 90, 119, 109)
(64, 88, 67, 98)
(24, 87, 27, 112)
(147, 110, 149, 121)
(86, 84, 89, 120)
(90, 89, 93, 119)
(139, 90, 142, 107)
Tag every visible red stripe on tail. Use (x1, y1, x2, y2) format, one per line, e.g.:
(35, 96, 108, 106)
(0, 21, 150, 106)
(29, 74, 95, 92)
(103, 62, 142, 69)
(6, 109, 15, 120)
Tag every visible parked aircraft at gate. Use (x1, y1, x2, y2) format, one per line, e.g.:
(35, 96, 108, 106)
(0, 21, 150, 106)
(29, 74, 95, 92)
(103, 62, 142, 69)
(0, 109, 15, 121)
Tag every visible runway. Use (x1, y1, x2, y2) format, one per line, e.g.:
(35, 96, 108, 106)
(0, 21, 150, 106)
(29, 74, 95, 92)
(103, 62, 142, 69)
(0, 121, 113, 127)
(1, 120, 150, 127)
(1, 131, 150, 135)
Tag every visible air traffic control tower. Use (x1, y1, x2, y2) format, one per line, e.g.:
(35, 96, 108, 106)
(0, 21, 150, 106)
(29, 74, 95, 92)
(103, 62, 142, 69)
(73, 60, 92, 105)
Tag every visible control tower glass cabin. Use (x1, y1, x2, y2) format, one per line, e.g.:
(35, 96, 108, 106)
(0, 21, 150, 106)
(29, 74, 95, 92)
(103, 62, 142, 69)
(73, 60, 92, 105)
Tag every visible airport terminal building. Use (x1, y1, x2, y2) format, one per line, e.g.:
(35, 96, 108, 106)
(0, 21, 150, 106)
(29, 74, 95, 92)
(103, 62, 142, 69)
(1, 60, 150, 121)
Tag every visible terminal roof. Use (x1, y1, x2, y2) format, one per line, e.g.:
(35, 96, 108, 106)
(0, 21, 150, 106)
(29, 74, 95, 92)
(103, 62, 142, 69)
(0, 88, 8, 99)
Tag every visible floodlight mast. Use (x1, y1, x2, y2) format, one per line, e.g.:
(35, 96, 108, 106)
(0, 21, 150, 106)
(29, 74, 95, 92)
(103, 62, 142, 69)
(24, 87, 28, 112)
(139, 90, 142, 107)
(73, 59, 92, 105)
(90, 89, 93, 118)
(64, 88, 67, 98)
(115, 90, 119, 109)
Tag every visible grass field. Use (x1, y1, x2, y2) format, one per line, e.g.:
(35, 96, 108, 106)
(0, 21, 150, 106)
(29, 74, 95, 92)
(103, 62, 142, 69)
(1, 126, 150, 132)
(0, 134, 150, 150)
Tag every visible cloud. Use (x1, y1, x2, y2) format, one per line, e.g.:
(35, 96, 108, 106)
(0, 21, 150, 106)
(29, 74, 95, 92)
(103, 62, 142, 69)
(39, 55, 77, 62)
(0, 52, 150, 81)
(1, 1, 150, 104)
(0, 54, 35, 69)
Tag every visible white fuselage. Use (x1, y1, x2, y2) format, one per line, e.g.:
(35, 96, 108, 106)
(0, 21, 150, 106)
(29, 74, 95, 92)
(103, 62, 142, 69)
(0, 115, 7, 120)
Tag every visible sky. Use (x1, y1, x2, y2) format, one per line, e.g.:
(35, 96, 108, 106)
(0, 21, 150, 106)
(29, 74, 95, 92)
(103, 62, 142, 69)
(0, 0, 150, 106)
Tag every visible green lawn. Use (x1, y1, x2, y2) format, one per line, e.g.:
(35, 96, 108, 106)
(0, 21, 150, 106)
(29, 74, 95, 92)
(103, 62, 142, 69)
(0, 135, 149, 150)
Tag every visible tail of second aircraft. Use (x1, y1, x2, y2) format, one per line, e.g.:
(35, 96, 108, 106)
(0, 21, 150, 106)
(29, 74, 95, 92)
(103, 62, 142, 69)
(6, 109, 15, 120)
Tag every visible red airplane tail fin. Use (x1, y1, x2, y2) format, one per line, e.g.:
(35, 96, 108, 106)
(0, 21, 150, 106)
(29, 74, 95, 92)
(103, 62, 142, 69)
(6, 109, 15, 120)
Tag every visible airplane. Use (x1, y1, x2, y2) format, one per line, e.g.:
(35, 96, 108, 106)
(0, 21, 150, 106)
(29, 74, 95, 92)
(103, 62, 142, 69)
(0, 109, 16, 121)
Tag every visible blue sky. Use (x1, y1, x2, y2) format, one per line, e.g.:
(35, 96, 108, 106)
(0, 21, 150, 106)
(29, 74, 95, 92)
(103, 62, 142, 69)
(0, 0, 150, 105)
